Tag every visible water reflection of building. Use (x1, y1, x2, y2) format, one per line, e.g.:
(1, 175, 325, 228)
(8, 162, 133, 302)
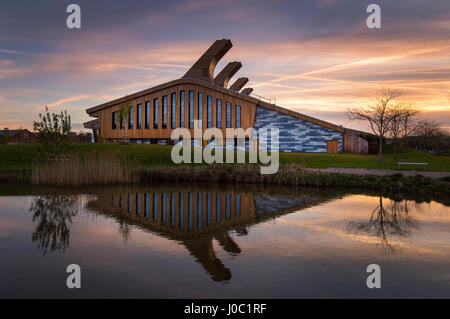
(87, 187, 337, 282)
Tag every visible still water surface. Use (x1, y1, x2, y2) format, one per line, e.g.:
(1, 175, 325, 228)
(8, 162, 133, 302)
(0, 184, 449, 298)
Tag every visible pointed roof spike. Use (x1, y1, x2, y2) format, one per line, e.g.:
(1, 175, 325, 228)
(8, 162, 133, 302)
(182, 39, 233, 82)
(241, 88, 253, 95)
(214, 61, 242, 87)
(229, 77, 249, 91)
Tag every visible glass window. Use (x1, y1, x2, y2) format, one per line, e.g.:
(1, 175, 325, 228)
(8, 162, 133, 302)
(189, 90, 194, 128)
(207, 96, 212, 128)
(128, 107, 133, 129)
(162, 96, 167, 129)
(137, 104, 141, 129)
(153, 98, 158, 129)
(171, 93, 176, 129)
(235, 195, 240, 217)
(226, 102, 231, 128)
(180, 91, 185, 128)
(216, 99, 222, 128)
(145, 101, 150, 129)
(112, 111, 117, 129)
(236, 105, 241, 128)
(198, 92, 203, 128)
(120, 116, 124, 130)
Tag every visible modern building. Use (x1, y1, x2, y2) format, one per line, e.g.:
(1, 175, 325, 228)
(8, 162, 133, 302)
(84, 39, 367, 153)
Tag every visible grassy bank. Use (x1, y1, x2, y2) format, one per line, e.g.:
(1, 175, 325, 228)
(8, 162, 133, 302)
(1, 143, 449, 173)
(0, 144, 448, 199)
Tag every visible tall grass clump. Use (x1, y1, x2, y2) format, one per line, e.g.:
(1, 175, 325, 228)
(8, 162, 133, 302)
(139, 163, 332, 186)
(32, 151, 136, 186)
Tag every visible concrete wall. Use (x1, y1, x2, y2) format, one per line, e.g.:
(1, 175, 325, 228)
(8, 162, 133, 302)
(252, 106, 343, 152)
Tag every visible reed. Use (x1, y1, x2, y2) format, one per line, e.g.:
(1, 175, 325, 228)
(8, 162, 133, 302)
(32, 151, 136, 186)
(139, 163, 331, 187)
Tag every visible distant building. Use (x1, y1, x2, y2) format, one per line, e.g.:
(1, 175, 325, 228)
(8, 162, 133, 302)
(84, 39, 367, 153)
(0, 129, 39, 144)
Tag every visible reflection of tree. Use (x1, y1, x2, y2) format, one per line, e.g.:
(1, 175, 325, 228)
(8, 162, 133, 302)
(29, 195, 79, 254)
(117, 216, 132, 242)
(347, 196, 418, 250)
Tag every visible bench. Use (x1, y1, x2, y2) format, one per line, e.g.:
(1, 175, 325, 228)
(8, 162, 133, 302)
(397, 162, 428, 171)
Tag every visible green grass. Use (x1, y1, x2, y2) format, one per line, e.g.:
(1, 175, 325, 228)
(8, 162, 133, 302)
(0, 143, 449, 173)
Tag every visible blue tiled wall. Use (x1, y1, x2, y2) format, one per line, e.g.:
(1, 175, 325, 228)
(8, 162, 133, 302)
(252, 106, 343, 152)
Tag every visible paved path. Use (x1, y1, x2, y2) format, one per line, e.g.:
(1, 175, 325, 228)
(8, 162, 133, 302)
(306, 168, 450, 179)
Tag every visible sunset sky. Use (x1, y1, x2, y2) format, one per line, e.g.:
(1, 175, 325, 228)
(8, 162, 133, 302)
(1, 0, 449, 132)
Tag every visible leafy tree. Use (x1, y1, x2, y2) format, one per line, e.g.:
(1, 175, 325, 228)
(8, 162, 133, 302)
(33, 106, 72, 156)
(117, 102, 131, 144)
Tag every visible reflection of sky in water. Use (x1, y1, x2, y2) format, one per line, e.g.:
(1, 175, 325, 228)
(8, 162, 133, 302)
(0, 187, 449, 298)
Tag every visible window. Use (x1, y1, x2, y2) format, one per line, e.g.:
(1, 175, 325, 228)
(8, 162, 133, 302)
(235, 194, 240, 217)
(226, 102, 231, 128)
(162, 96, 167, 129)
(236, 105, 241, 128)
(112, 111, 117, 129)
(171, 93, 176, 129)
(120, 116, 124, 129)
(189, 90, 194, 128)
(128, 107, 133, 129)
(145, 101, 150, 129)
(137, 104, 142, 129)
(207, 95, 212, 128)
(180, 91, 185, 127)
(153, 98, 159, 129)
(216, 99, 222, 128)
(198, 93, 203, 129)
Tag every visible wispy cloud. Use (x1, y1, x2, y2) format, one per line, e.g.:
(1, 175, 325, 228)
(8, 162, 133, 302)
(39, 94, 92, 111)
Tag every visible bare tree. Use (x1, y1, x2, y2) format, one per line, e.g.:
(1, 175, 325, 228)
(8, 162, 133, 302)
(388, 102, 419, 160)
(400, 105, 420, 153)
(348, 88, 403, 162)
(413, 119, 449, 152)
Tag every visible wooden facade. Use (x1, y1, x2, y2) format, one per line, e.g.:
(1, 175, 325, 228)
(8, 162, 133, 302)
(86, 79, 258, 143)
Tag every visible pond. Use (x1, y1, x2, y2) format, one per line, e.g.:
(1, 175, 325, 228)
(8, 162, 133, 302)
(0, 184, 449, 298)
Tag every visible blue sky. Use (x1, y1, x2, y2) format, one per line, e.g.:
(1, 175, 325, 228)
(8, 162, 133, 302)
(1, 0, 449, 131)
